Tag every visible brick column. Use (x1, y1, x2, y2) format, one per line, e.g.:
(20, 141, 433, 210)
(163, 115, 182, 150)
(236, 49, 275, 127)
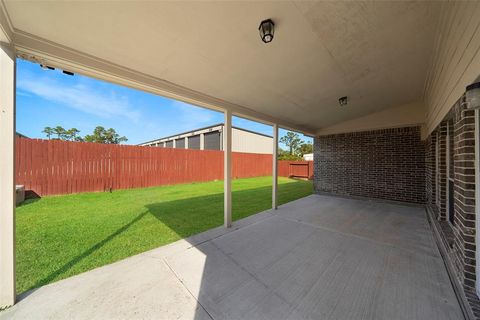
(452, 98, 477, 292)
(438, 121, 448, 220)
(426, 133, 438, 214)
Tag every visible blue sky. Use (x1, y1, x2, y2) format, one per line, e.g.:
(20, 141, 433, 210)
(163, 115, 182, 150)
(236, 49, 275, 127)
(16, 59, 312, 148)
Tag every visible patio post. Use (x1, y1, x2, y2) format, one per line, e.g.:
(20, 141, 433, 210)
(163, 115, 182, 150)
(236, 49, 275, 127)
(224, 110, 232, 227)
(272, 124, 278, 209)
(0, 42, 16, 308)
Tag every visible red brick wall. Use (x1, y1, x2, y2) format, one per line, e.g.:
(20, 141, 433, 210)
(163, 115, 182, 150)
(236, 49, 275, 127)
(314, 126, 425, 204)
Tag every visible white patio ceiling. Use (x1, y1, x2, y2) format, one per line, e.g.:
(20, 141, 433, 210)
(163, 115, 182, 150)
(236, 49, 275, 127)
(1, 1, 441, 135)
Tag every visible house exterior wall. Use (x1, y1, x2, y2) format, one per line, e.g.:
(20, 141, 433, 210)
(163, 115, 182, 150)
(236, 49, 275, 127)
(438, 121, 448, 220)
(313, 126, 425, 204)
(424, 96, 479, 316)
(425, 133, 438, 215)
(424, 2, 480, 138)
(315, 106, 479, 314)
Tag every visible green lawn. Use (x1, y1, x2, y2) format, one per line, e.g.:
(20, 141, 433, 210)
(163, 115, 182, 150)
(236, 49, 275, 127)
(16, 176, 312, 294)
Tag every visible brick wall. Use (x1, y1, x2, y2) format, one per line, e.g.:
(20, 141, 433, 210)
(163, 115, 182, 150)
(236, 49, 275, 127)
(452, 99, 476, 292)
(425, 133, 438, 214)
(425, 96, 478, 316)
(314, 126, 425, 204)
(438, 121, 448, 219)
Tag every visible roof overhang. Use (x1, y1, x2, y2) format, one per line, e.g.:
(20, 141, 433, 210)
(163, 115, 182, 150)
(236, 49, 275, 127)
(0, 1, 443, 137)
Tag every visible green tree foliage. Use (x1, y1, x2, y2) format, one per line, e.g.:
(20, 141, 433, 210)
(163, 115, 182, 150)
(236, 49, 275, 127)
(67, 128, 81, 141)
(279, 132, 302, 155)
(278, 132, 313, 160)
(42, 126, 54, 140)
(278, 148, 302, 160)
(53, 126, 67, 140)
(298, 143, 313, 156)
(84, 126, 128, 144)
(42, 126, 127, 144)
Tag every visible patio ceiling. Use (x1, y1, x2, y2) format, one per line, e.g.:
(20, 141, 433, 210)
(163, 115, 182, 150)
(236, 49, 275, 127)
(1, 1, 441, 135)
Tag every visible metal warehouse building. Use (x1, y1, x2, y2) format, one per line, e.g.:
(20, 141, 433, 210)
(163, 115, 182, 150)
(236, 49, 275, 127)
(139, 123, 273, 154)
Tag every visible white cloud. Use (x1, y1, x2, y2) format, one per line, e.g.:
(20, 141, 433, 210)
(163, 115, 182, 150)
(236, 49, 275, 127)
(17, 75, 141, 122)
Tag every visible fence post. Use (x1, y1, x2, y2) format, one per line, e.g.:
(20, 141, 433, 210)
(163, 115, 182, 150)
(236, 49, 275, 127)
(224, 110, 232, 228)
(272, 124, 278, 209)
(0, 42, 16, 308)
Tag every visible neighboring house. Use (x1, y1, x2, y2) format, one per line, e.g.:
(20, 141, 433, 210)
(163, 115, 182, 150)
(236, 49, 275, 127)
(139, 123, 273, 154)
(303, 153, 313, 161)
(15, 132, 29, 139)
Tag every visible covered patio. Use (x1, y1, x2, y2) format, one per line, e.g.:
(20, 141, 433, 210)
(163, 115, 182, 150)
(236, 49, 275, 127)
(1, 1, 480, 319)
(0, 195, 463, 320)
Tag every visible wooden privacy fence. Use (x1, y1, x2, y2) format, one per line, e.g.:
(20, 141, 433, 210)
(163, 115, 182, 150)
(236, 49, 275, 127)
(278, 161, 314, 180)
(16, 138, 313, 196)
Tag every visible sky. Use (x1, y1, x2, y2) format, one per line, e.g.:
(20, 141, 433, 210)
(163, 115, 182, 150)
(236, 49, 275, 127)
(16, 59, 312, 148)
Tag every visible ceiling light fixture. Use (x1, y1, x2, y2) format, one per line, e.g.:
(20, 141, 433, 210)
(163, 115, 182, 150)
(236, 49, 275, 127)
(466, 82, 480, 109)
(259, 19, 275, 44)
(339, 96, 348, 107)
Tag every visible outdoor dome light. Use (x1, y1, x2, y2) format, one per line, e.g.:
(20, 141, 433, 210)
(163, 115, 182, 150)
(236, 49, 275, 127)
(466, 82, 480, 109)
(259, 19, 275, 43)
(339, 96, 348, 107)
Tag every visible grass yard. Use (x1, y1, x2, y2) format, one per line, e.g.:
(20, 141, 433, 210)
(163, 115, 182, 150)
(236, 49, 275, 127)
(16, 176, 312, 294)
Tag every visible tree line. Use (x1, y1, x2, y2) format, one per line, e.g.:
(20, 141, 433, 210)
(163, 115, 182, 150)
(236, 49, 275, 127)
(279, 132, 313, 160)
(42, 126, 128, 144)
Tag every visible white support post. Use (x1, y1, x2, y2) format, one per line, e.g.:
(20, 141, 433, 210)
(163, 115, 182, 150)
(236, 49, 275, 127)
(224, 110, 232, 228)
(185, 136, 189, 149)
(200, 133, 205, 150)
(0, 43, 16, 308)
(272, 124, 278, 209)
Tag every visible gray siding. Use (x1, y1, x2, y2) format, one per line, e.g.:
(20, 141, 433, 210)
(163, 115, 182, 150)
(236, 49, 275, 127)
(189, 135, 200, 149)
(165, 140, 173, 148)
(176, 138, 185, 149)
(204, 131, 221, 150)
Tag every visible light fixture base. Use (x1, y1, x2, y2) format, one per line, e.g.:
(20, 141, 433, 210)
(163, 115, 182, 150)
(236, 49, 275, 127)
(259, 19, 275, 44)
(466, 82, 480, 109)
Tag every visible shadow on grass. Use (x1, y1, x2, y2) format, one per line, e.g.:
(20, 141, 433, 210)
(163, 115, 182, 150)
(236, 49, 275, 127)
(28, 179, 311, 292)
(31, 211, 150, 290)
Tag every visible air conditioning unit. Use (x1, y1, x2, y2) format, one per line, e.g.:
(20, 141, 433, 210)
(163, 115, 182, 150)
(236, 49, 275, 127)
(16, 185, 25, 205)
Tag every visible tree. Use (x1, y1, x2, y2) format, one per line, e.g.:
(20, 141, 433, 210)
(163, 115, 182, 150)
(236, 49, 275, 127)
(66, 128, 81, 141)
(41, 126, 126, 144)
(84, 126, 128, 144)
(279, 132, 302, 155)
(53, 126, 67, 140)
(298, 143, 313, 157)
(42, 126, 54, 140)
(278, 147, 302, 160)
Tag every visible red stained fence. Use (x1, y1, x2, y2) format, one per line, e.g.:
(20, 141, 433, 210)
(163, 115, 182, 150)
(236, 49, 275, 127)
(15, 138, 313, 196)
(278, 161, 314, 180)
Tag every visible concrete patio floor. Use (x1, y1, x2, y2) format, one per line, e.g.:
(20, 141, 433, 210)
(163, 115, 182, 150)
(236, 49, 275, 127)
(0, 195, 463, 320)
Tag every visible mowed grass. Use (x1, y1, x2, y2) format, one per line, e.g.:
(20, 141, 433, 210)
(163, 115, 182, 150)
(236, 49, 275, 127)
(16, 176, 312, 294)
